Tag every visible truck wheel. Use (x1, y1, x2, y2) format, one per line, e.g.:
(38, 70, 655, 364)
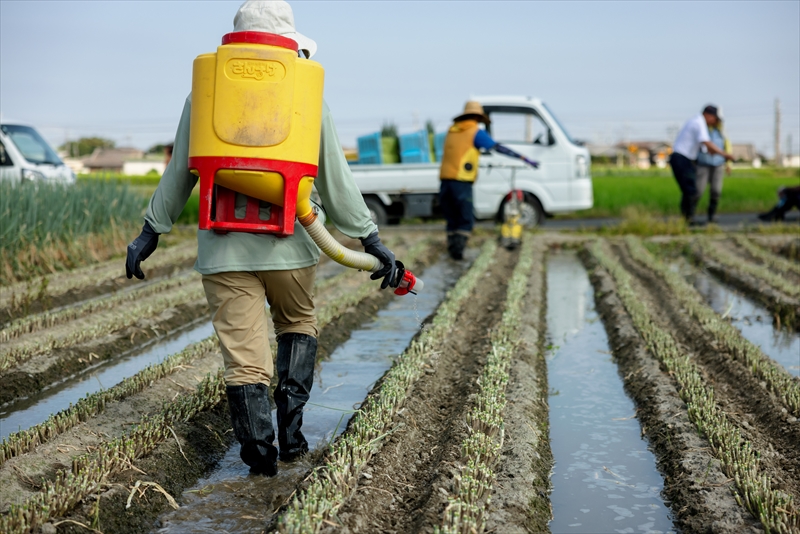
(502, 194, 544, 228)
(364, 197, 388, 226)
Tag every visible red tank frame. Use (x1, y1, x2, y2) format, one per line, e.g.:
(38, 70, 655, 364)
(189, 156, 317, 236)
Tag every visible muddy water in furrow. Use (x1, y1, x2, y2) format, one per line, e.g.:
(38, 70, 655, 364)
(154, 259, 457, 534)
(0, 261, 351, 439)
(0, 319, 215, 439)
(546, 251, 673, 534)
(673, 258, 800, 377)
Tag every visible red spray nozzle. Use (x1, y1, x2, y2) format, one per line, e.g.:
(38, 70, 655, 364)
(392, 261, 424, 296)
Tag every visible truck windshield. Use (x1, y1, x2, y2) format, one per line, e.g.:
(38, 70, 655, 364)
(0, 124, 63, 165)
(542, 103, 578, 146)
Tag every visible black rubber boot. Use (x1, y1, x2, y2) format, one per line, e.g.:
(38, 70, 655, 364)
(456, 234, 469, 258)
(275, 333, 317, 462)
(446, 234, 460, 260)
(226, 383, 278, 476)
(447, 233, 468, 260)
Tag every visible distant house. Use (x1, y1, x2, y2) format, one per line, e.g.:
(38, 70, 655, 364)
(122, 155, 166, 176)
(727, 144, 766, 168)
(586, 144, 622, 163)
(731, 144, 756, 162)
(82, 147, 143, 173)
(589, 140, 769, 169)
(80, 147, 167, 175)
(783, 155, 800, 168)
(615, 141, 671, 169)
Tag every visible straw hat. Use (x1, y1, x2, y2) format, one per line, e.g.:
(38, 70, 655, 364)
(234, 1, 318, 58)
(454, 101, 490, 124)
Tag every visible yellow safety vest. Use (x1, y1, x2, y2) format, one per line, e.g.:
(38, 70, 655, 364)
(439, 120, 480, 182)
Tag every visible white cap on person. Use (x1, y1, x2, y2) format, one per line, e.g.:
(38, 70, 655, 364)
(233, 1, 317, 58)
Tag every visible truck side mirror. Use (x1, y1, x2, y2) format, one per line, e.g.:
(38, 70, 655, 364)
(547, 130, 555, 146)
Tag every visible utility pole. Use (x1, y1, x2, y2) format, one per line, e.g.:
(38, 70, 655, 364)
(774, 98, 781, 167)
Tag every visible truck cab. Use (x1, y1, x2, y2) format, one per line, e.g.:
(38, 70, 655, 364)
(475, 96, 593, 224)
(0, 124, 76, 185)
(350, 96, 592, 227)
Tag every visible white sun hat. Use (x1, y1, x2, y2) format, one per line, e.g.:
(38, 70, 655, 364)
(233, 1, 317, 58)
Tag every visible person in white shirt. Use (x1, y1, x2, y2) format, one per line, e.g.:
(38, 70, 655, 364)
(669, 105, 734, 223)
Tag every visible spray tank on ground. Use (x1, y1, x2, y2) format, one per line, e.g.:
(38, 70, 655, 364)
(188, 31, 421, 295)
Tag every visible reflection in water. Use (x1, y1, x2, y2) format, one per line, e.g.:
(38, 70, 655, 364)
(671, 259, 800, 377)
(0, 320, 215, 440)
(547, 252, 673, 534)
(156, 258, 461, 534)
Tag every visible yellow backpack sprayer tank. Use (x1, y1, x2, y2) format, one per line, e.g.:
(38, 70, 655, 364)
(189, 31, 421, 295)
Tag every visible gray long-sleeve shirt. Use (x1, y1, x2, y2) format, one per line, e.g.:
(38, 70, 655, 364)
(145, 95, 377, 274)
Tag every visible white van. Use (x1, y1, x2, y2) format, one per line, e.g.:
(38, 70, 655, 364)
(350, 96, 592, 226)
(0, 124, 76, 184)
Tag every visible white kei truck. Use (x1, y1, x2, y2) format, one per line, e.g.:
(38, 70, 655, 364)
(350, 96, 593, 227)
(0, 124, 76, 185)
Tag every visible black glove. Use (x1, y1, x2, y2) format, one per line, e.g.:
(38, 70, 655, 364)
(361, 231, 397, 289)
(126, 221, 159, 280)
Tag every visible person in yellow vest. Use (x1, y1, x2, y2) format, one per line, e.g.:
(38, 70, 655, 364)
(124, 1, 400, 477)
(439, 101, 538, 259)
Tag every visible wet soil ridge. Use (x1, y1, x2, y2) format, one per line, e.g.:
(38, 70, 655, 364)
(606, 239, 800, 530)
(698, 237, 800, 298)
(696, 237, 800, 297)
(0, 368, 226, 534)
(589, 239, 799, 533)
(0, 301, 210, 407)
(0, 234, 401, 405)
(318, 248, 513, 534)
(0, 271, 198, 344)
(733, 236, 800, 278)
(627, 237, 800, 416)
(688, 242, 800, 328)
(484, 238, 552, 534)
(700, 237, 800, 297)
(0, 239, 435, 533)
(0, 336, 218, 467)
(436, 236, 536, 534)
(0, 283, 206, 373)
(277, 241, 499, 533)
(153, 248, 445, 534)
(0, 241, 197, 322)
(0, 240, 433, 470)
(584, 251, 758, 532)
(775, 238, 799, 261)
(56, 269, 430, 533)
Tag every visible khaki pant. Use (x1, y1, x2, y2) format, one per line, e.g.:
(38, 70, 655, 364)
(202, 267, 317, 387)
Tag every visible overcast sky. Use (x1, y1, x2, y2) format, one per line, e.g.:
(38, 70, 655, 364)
(1, 1, 798, 156)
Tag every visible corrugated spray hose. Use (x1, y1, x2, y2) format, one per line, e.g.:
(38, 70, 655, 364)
(299, 212, 381, 271)
(297, 209, 424, 294)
